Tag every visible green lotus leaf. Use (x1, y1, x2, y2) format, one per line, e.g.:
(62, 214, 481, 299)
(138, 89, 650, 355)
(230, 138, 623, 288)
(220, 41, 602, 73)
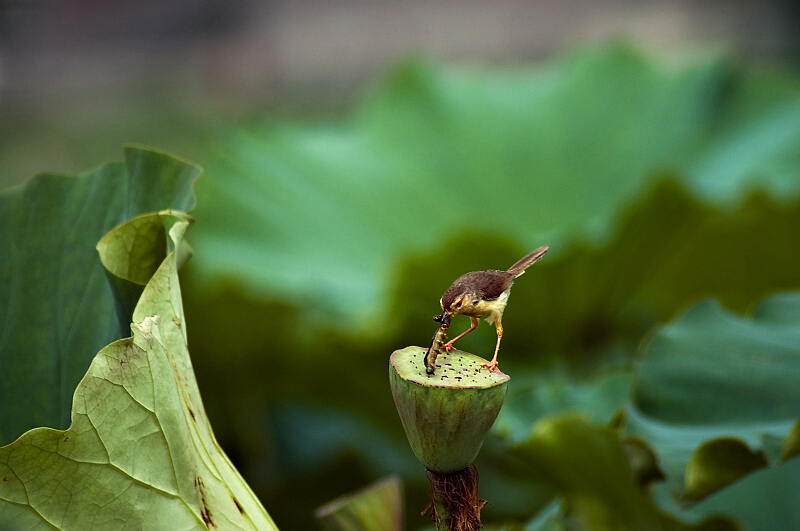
(524, 499, 566, 531)
(0, 211, 277, 530)
(0, 146, 200, 446)
(626, 292, 800, 503)
(189, 44, 800, 324)
(315, 475, 403, 531)
(684, 438, 768, 503)
(779, 419, 800, 461)
(511, 415, 736, 531)
(493, 367, 631, 444)
(677, 456, 800, 531)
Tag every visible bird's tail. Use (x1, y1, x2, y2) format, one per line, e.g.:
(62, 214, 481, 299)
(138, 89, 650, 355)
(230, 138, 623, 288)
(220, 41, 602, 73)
(506, 245, 549, 277)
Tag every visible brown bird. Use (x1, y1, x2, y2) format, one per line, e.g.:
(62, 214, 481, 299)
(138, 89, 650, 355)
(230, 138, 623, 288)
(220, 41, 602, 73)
(439, 245, 549, 371)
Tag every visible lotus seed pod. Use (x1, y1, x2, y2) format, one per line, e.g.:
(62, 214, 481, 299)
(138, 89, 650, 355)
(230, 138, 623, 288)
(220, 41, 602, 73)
(389, 346, 509, 474)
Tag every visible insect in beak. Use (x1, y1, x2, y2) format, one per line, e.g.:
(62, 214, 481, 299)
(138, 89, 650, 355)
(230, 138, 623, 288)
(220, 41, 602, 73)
(433, 313, 451, 328)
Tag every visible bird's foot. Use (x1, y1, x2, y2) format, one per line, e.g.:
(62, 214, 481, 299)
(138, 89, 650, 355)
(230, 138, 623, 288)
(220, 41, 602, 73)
(443, 341, 456, 352)
(481, 360, 499, 372)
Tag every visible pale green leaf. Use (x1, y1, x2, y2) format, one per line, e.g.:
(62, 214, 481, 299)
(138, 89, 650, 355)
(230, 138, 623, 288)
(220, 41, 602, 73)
(0, 211, 277, 530)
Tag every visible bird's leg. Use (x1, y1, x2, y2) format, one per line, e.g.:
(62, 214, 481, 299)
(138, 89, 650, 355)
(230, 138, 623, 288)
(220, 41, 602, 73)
(482, 320, 503, 372)
(443, 316, 479, 351)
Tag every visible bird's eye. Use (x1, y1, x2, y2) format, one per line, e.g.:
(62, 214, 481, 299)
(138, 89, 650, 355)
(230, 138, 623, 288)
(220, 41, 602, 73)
(454, 300, 462, 308)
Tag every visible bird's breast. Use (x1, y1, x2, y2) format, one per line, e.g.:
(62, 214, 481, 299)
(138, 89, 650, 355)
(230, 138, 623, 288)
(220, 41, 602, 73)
(465, 289, 511, 323)
(475, 289, 511, 324)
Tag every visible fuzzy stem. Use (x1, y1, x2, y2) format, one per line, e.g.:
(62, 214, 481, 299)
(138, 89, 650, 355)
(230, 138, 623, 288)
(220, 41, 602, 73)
(422, 466, 485, 531)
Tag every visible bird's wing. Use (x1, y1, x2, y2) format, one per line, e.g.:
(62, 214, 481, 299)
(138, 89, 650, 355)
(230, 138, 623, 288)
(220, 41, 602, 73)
(479, 271, 515, 301)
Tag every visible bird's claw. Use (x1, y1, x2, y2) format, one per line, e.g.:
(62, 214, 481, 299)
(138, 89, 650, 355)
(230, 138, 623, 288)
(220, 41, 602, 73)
(443, 342, 456, 352)
(481, 361, 499, 372)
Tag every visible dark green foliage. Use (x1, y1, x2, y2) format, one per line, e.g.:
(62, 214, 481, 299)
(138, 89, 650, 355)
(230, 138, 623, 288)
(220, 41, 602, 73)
(627, 293, 800, 508)
(0, 147, 199, 446)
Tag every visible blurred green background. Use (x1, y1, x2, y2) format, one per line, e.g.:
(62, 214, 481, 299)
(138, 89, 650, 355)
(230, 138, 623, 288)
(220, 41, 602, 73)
(3, 2, 800, 530)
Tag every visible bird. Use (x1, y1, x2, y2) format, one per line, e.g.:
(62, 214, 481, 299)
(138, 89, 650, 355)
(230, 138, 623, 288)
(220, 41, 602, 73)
(438, 245, 549, 372)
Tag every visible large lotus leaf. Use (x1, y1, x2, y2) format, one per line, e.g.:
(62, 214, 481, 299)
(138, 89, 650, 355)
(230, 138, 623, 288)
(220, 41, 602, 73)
(685, 69, 800, 202)
(0, 146, 200, 446)
(0, 211, 277, 530)
(675, 456, 800, 531)
(189, 44, 800, 322)
(493, 367, 632, 443)
(509, 415, 735, 531)
(625, 292, 800, 504)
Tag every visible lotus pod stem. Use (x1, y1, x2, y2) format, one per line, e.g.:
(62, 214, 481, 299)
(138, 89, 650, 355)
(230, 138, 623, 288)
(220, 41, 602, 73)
(389, 346, 510, 530)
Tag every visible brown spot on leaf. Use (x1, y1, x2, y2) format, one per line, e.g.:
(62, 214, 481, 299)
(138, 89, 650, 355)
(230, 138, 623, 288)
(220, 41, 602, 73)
(2, 477, 8, 482)
(63, 436, 69, 442)
(201, 506, 216, 528)
(189, 407, 196, 421)
(195, 476, 216, 528)
(232, 495, 245, 515)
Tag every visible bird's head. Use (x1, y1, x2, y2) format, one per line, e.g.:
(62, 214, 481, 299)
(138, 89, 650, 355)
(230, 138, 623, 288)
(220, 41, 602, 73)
(440, 291, 478, 316)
